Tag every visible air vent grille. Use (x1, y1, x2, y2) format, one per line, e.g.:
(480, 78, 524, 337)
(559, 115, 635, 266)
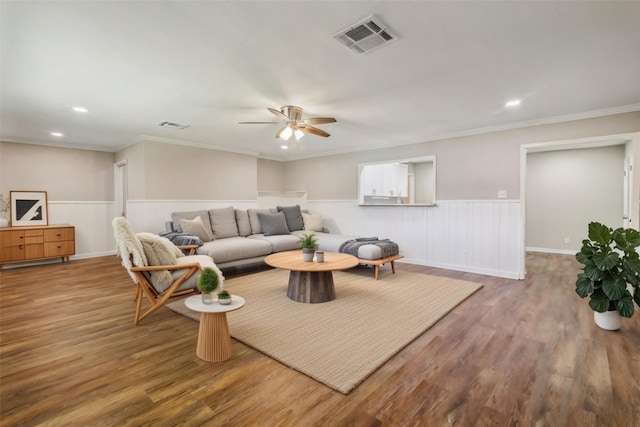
(158, 121, 190, 130)
(333, 15, 396, 54)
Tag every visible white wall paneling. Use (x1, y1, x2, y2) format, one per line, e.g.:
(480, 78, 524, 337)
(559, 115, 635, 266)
(308, 200, 522, 279)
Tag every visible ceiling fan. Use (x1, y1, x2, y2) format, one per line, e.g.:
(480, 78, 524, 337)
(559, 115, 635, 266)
(239, 106, 336, 140)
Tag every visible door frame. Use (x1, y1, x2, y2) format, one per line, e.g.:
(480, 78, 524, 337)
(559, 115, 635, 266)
(114, 160, 128, 218)
(518, 132, 639, 279)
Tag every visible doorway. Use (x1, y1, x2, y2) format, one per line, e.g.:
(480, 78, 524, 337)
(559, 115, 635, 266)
(519, 132, 639, 279)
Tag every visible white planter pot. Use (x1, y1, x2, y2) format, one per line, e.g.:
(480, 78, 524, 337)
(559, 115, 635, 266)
(302, 249, 314, 262)
(594, 310, 622, 331)
(0, 216, 8, 228)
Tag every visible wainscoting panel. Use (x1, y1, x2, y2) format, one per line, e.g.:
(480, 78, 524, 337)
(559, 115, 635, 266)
(308, 200, 523, 279)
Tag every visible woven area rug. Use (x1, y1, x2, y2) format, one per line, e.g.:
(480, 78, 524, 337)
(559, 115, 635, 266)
(166, 268, 483, 394)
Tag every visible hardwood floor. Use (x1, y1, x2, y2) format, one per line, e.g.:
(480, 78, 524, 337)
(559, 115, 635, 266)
(1, 253, 639, 426)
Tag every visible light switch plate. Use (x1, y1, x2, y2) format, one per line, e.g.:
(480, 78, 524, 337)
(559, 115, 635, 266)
(498, 190, 507, 199)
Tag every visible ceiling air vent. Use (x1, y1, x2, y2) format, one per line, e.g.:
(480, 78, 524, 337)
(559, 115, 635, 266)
(158, 121, 190, 130)
(333, 15, 396, 55)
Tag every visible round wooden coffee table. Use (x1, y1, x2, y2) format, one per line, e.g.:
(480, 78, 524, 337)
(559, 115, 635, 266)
(265, 250, 359, 304)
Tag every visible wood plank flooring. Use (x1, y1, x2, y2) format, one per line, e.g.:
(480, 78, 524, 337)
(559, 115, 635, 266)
(1, 253, 639, 426)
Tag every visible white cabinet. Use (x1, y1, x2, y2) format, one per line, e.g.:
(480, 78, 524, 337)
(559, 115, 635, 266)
(360, 163, 408, 197)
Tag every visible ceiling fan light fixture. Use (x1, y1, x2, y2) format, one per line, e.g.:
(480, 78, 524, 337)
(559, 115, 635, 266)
(294, 128, 304, 140)
(279, 126, 293, 140)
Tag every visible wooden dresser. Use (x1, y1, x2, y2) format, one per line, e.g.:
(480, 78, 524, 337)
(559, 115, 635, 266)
(0, 224, 75, 266)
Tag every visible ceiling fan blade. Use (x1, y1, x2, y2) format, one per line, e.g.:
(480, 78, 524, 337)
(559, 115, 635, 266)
(238, 121, 280, 124)
(298, 125, 330, 137)
(267, 107, 289, 122)
(303, 117, 337, 125)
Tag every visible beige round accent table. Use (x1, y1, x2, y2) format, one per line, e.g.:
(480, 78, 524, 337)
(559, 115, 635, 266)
(184, 294, 245, 362)
(265, 250, 359, 304)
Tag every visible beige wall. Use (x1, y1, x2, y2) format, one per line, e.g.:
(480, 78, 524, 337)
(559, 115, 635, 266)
(526, 145, 624, 250)
(257, 159, 286, 191)
(0, 141, 115, 201)
(116, 141, 258, 200)
(285, 111, 640, 200)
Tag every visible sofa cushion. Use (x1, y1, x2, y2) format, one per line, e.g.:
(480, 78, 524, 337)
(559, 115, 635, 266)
(197, 236, 272, 264)
(277, 205, 304, 231)
(248, 208, 273, 235)
(235, 209, 252, 237)
(302, 212, 323, 232)
(258, 212, 290, 236)
(171, 210, 213, 235)
(179, 216, 213, 242)
(248, 233, 301, 252)
(209, 206, 239, 239)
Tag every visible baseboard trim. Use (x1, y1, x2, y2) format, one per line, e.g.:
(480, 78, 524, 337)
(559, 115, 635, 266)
(526, 247, 577, 256)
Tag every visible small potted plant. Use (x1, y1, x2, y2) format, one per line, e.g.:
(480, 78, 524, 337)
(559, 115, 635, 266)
(197, 267, 220, 304)
(575, 222, 640, 330)
(298, 233, 318, 262)
(217, 290, 232, 305)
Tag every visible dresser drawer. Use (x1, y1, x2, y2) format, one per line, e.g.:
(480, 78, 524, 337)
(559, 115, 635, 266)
(44, 228, 74, 242)
(44, 241, 75, 257)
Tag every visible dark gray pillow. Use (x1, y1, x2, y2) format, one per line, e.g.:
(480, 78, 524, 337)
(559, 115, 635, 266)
(257, 212, 290, 236)
(277, 205, 304, 231)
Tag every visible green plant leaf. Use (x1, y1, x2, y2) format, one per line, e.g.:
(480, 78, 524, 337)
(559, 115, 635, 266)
(616, 295, 635, 318)
(592, 251, 619, 271)
(584, 264, 605, 281)
(623, 256, 640, 274)
(588, 289, 610, 312)
(575, 251, 592, 265)
(575, 274, 594, 298)
(602, 277, 627, 300)
(615, 227, 640, 251)
(622, 270, 640, 287)
(588, 222, 611, 246)
(625, 228, 640, 247)
(634, 289, 640, 307)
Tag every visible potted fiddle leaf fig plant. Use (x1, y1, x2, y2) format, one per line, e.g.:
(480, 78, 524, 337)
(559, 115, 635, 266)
(298, 233, 318, 262)
(575, 222, 640, 330)
(197, 267, 220, 304)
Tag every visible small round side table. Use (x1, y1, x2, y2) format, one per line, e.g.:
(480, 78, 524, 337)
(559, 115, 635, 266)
(184, 294, 245, 362)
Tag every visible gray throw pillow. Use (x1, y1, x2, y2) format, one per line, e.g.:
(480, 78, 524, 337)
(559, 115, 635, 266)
(277, 205, 304, 231)
(235, 209, 252, 237)
(248, 208, 273, 235)
(257, 212, 290, 236)
(208, 206, 239, 239)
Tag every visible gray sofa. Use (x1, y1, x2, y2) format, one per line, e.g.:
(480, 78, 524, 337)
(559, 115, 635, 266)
(165, 205, 396, 274)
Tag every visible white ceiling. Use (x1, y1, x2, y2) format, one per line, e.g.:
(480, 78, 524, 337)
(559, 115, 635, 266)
(1, 1, 639, 161)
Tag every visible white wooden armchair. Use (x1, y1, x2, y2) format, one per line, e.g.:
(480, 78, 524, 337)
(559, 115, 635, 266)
(112, 217, 224, 324)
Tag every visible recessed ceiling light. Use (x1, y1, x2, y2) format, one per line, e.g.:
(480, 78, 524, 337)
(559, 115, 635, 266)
(50, 132, 64, 137)
(505, 100, 521, 107)
(72, 106, 88, 113)
(280, 145, 289, 150)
